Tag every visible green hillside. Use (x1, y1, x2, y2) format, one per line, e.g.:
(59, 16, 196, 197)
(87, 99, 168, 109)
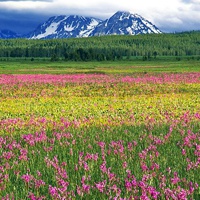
(0, 31, 200, 61)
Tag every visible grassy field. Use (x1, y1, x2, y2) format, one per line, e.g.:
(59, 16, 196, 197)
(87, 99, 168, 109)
(0, 57, 200, 74)
(0, 58, 200, 199)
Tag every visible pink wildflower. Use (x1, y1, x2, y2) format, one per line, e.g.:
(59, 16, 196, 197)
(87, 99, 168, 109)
(21, 174, 33, 183)
(95, 180, 106, 193)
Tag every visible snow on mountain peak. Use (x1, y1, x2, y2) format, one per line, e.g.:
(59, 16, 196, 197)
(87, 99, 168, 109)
(27, 15, 102, 39)
(15, 11, 162, 39)
(89, 11, 162, 37)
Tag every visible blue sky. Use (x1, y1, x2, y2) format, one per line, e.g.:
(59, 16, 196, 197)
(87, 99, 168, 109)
(0, 0, 200, 34)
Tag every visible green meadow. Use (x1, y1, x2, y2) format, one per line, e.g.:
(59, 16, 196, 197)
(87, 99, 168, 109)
(0, 57, 200, 74)
(0, 33, 200, 199)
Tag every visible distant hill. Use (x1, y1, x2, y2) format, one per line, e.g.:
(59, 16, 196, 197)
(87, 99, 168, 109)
(0, 31, 199, 60)
(0, 29, 20, 39)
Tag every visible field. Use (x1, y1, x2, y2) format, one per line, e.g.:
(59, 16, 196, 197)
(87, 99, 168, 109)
(0, 58, 200, 74)
(0, 59, 200, 199)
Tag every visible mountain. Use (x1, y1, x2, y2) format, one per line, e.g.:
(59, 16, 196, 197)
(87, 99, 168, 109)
(0, 11, 162, 39)
(27, 11, 161, 39)
(0, 29, 19, 39)
(27, 15, 101, 39)
(89, 11, 162, 36)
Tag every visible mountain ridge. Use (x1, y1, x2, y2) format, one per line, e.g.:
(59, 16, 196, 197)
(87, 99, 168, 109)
(0, 29, 20, 39)
(89, 11, 161, 36)
(0, 11, 162, 39)
(26, 15, 102, 39)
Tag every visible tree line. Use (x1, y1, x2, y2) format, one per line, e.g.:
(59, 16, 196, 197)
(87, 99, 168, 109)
(0, 31, 199, 61)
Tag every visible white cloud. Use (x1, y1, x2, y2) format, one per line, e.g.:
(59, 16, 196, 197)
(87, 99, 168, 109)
(0, 0, 52, 1)
(0, 0, 200, 32)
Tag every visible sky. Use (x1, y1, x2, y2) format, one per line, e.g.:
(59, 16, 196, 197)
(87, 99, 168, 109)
(0, 0, 200, 34)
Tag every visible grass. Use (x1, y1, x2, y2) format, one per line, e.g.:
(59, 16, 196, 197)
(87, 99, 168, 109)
(0, 56, 199, 74)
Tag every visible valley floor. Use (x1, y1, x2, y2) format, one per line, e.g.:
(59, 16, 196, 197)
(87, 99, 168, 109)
(0, 61, 200, 199)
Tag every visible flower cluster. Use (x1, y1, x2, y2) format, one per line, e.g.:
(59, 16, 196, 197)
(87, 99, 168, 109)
(0, 73, 199, 199)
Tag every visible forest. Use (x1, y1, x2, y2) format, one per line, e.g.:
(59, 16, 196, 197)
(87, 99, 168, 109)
(0, 31, 200, 61)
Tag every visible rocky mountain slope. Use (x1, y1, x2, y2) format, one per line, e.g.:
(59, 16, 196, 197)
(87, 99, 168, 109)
(0, 11, 162, 39)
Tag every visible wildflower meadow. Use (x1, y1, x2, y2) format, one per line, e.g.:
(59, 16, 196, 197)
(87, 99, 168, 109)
(0, 72, 199, 199)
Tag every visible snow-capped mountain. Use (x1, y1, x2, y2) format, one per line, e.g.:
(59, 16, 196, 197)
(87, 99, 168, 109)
(0, 29, 19, 39)
(89, 11, 162, 36)
(27, 11, 161, 39)
(0, 11, 162, 39)
(27, 15, 101, 39)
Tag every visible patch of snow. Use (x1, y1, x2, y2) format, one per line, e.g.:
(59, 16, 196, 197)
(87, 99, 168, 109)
(104, 19, 109, 27)
(141, 19, 161, 33)
(65, 26, 74, 32)
(33, 22, 59, 39)
(126, 27, 132, 34)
